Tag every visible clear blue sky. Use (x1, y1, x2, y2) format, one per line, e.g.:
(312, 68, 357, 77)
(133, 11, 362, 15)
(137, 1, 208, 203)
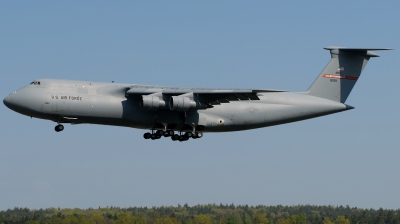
(1, 1, 399, 210)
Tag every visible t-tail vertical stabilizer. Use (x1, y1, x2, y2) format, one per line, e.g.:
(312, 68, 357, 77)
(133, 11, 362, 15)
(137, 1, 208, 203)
(306, 47, 391, 103)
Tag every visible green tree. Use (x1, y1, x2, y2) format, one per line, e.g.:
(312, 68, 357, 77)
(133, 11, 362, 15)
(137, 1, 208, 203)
(116, 213, 135, 224)
(242, 213, 253, 224)
(334, 216, 350, 224)
(276, 219, 290, 224)
(228, 214, 243, 224)
(288, 214, 306, 224)
(90, 213, 107, 224)
(44, 216, 63, 224)
(61, 215, 79, 224)
(219, 216, 228, 224)
(25, 221, 40, 224)
(153, 216, 180, 224)
(133, 215, 147, 224)
(253, 214, 268, 224)
(322, 217, 334, 224)
(194, 215, 212, 224)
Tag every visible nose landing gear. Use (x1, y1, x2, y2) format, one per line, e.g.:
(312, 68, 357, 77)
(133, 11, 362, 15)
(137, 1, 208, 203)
(55, 124, 64, 132)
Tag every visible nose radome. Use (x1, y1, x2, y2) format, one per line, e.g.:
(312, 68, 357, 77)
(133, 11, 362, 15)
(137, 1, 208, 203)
(4, 90, 35, 115)
(3, 95, 11, 109)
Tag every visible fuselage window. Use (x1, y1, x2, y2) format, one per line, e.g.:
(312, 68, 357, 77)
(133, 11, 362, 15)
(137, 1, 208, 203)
(31, 81, 41, 85)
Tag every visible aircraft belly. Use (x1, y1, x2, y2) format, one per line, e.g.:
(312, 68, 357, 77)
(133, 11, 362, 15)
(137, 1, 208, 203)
(200, 102, 274, 132)
(201, 93, 348, 132)
(85, 92, 349, 131)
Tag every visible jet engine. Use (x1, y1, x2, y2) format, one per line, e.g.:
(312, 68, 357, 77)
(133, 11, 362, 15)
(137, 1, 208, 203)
(141, 95, 165, 111)
(169, 96, 207, 111)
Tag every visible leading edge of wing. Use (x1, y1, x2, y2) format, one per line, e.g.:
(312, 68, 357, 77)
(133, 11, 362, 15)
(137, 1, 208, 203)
(126, 88, 285, 105)
(126, 88, 285, 95)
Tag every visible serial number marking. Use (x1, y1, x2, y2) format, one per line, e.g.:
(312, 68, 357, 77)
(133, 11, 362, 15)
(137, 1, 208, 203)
(51, 95, 82, 101)
(323, 74, 358, 81)
(330, 79, 337, 82)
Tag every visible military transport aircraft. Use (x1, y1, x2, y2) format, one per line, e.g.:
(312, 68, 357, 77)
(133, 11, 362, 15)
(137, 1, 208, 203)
(3, 47, 391, 141)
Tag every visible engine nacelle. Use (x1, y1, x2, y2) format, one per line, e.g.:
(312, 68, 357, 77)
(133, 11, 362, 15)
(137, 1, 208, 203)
(141, 95, 165, 111)
(169, 96, 207, 111)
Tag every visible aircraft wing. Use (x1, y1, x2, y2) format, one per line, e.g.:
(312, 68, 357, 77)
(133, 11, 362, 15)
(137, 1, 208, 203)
(189, 89, 281, 105)
(126, 86, 284, 105)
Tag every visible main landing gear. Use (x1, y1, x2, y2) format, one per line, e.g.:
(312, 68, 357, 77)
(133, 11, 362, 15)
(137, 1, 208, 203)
(55, 124, 64, 132)
(143, 130, 203, 141)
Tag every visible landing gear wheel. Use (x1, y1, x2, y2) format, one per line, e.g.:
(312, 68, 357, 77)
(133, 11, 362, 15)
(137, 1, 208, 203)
(156, 130, 164, 136)
(195, 132, 203, 138)
(179, 135, 189, 142)
(55, 124, 64, 132)
(143, 132, 151, 139)
(185, 132, 193, 138)
(171, 134, 179, 141)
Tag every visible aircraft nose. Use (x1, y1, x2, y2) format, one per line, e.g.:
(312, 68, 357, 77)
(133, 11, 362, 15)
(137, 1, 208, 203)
(4, 90, 39, 115)
(3, 95, 12, 109)
(3, 92, 21, 112)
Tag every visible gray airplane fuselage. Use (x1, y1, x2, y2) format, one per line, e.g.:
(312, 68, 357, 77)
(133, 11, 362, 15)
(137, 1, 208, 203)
(3, 47, 391, 139)
(4, 79, 350, 132)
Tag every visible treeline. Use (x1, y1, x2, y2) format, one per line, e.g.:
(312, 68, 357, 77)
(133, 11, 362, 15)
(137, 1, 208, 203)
(1, 204, 400, 224)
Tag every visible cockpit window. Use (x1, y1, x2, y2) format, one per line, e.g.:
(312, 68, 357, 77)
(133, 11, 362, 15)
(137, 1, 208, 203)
(31, 81, 41, 85)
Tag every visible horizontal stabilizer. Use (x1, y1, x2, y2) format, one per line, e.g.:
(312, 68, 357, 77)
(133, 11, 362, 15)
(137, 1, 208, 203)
(323, 46, 393, 57)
